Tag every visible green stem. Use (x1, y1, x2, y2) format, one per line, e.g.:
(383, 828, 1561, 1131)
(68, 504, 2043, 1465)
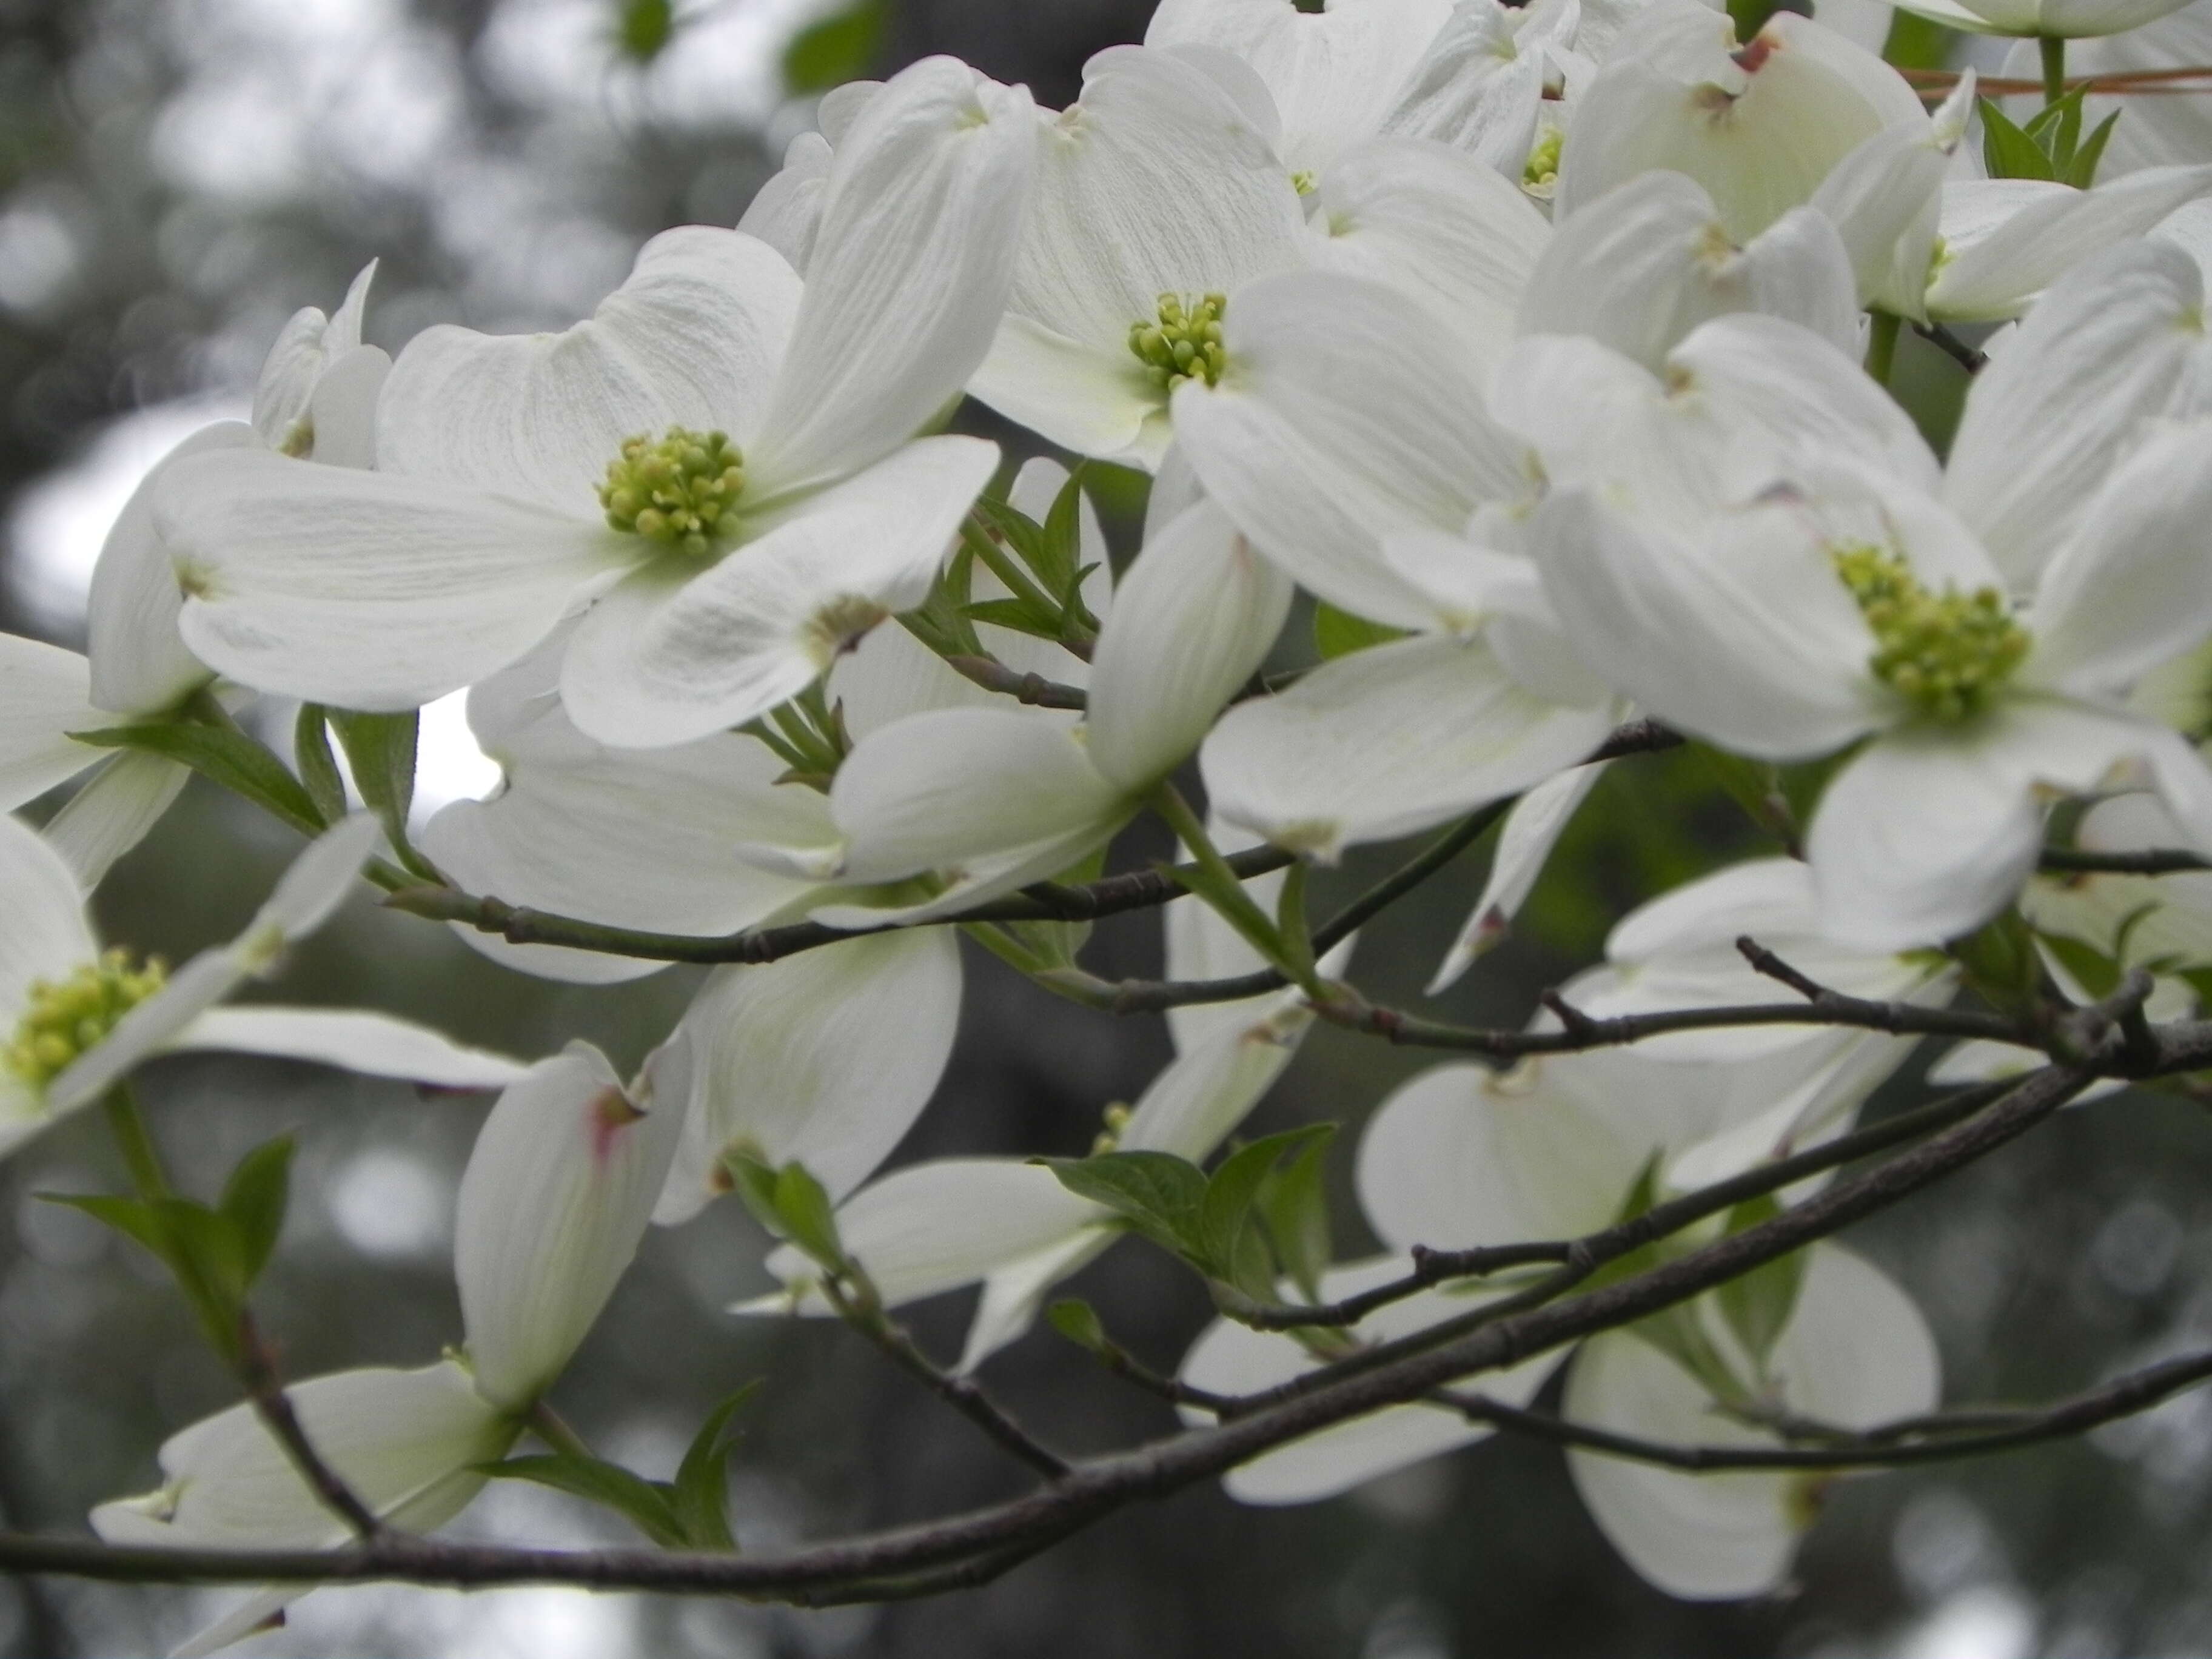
(1865, 310, 1902, 387)
(101, 1085, 171, 1201)
(1147, 785, 1305, 985)
(2040, 35, 2066, 106)
(528, 1401, 596, 1461)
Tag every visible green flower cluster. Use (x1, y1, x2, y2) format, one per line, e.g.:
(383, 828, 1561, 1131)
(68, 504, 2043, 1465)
(5, 949, 167, 1090)
(598, 427, 746, 557)
(1834, 545, 2030, 722)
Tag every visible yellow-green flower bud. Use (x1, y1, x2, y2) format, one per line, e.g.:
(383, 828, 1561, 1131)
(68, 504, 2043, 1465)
(1523, 130, 1563, 196)
(4, 948, 167, 1090)
(1128, 293, 1228, 394)
(1833, 546, 2030, 723)
(598, 427, 745, 557)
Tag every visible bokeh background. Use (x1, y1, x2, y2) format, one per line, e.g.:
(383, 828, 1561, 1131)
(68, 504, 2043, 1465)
(0, 1, 2208, 1654)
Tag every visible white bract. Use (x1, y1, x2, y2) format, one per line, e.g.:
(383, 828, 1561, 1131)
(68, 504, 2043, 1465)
(158, 58, 1036, 750)
(1173, 267, 1626, 859)
(1522, 269, 2212, 948)
(0, 814, 525, 1159)
(965, 41, 1550, 468)
(739, 910, 1349, 1373)
(1902, 0, 2196, 33)
(95, 1035, 690, 1654)
(1181, 1025, 1939, 1594)
(0, 264, 390, 888)
(819, 483, 1291, 916)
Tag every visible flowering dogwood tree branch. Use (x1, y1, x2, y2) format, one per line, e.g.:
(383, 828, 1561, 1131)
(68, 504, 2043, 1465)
(0, 1063, 2102, 1601)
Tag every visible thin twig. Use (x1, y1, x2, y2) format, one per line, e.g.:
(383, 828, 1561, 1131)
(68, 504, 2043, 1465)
(0, 1068, 2094, 1600)
(1316, 987, 2023, 1057)
(1225, 1079, 2013, 1335)
(1913, 321, 1987, 374)
(1444, 1345, 2212, 1472)
(2040, 845, 2212, 876)
(380, 719, 1681, 971)
(233, 1312, 383, 1540)
(940, 656, 1088, 711)
(824, 1281, 1068, 1480)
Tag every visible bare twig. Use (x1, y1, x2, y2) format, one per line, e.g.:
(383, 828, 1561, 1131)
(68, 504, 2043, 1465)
(823, 1281, 1068, 1480)
(233, 1312, 382, 1540)
(381, 719, 1682, 973)
(940, 656, 1088, 711)
(1444, 1345, 2212, 1472)
(2040, 845, 2212, 876)
(0, 1068, 2094, 1601)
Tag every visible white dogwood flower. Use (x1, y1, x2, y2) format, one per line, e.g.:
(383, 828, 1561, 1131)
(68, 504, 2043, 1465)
(1897, 0, 2194, 33)
(94, 1034, 690, 1654)
(158, 58, 1036, 750)
(967, 44, 1550, 468)
(1525, 271, 2212, 948)
(0, 815, 525, 1158)
(1171, 268, 1624, 859)
(1180, 1040, 1939, 1595)
(0, 264, 392, 887)
(739, 928, 1341, 1372)
(819, 483, 1291, 919)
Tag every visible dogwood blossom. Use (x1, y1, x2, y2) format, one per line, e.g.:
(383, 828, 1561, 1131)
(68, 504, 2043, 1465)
(93, 1035, 691, 1654)
(157, 58, 1036, 749)
(0, 814, 524, 1158)
(1523, 264, 2212, 947)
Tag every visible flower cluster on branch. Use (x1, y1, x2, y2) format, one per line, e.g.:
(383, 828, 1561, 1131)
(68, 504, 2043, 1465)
(12, 0, 2212, 1645)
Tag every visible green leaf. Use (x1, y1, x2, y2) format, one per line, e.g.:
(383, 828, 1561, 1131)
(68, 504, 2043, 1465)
(772, 1163, 843, 1272)
(1041, 472, 1099, 633)
(71, 720, 324, 836)
(1197, 1124, 1336, 1279)
(218, 1136, 295, 1289)
(1313, 602, 1409, 660)
(293, 707, 347, 825)
(1979, 97, 2056, 181)
(1881, 8, 1952, 70)
(480, 1454, 688, 1547)
(1951, 908, 2042, 1011)
(39, 1192, 176, 1265)
(327, 710, 419, 852)
(672, 1381, 759, 1552)
(2066, 109, 2120, 187)
(1256, 1130, 1335, 1305)
(1045, 1298, 1109, 1353)
(963, 597, 1063, 639)
(613, 0, 677, 62)
(2023, 85, 2086, 170)
(1714, 1196, 1807, 1364)
(782, 0, 880, 94)
(1043, 1150, 1208, 1258)
(2036, 930, 2122, 1000)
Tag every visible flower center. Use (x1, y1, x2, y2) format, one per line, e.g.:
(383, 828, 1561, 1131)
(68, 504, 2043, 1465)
(1522, 129, 1563, 196)
(5, 949, 167, 1090)
(598, 427, 745, 558)
(1128, 293, 1227, 393)
(1832, 546, 2029, 723)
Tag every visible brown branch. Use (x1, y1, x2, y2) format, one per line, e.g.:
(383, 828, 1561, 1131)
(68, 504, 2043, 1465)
(384, 843, 1299, 964)
(823, 1280, 1068, 1480)
(381, 719, 1681, 973)
(1225, 1076, 2019, 1334)
(2040, 845, 2212, 876)
(1316, 985, 2024, 1057)
(1446, 1345, 2212, 1472)
(0, 1066, 2094, 1602)
(233, 1312, 382, 1540)
(939, 656, 1088, 711)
